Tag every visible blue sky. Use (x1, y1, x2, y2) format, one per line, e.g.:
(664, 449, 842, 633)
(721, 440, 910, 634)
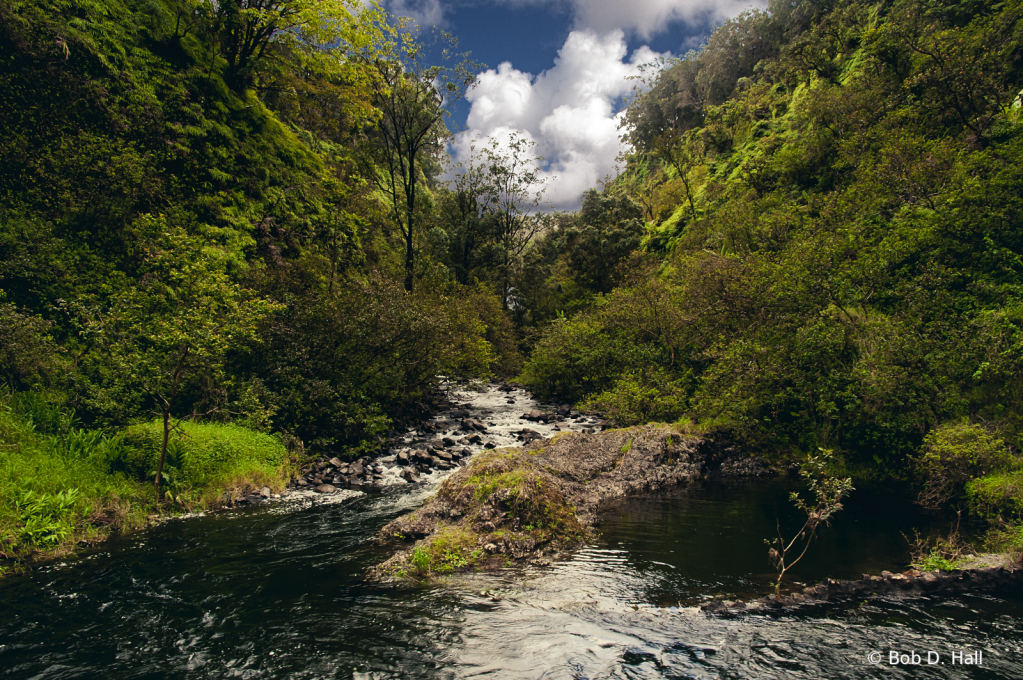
(383, 0, 765, 208)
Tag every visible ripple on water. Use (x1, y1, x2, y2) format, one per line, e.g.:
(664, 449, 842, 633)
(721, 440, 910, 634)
(1, 384, 1021, 679)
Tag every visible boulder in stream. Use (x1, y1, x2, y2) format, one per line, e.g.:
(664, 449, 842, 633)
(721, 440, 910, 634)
(373, 425, 702, 579)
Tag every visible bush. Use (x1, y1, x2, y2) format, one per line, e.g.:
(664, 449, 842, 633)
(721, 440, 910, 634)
(915, 421, 1015, 509)
(966, 471, 1023, 520)
(580, 370, 691, 426)
(115, 420, 288, 504)
(518, 314, 636, 402)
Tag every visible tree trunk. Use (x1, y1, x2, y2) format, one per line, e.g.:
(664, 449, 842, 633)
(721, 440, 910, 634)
(155, 409, 170, 499)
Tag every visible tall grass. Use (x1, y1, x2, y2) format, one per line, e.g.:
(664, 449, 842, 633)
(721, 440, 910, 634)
(1, 391, 293, 575)
(0, 392, 151, 573)
(116, 420, 292, 507)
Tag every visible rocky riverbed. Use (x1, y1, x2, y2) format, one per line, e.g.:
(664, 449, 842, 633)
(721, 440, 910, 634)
(228, 382, 609, 507)
(372, 424, 708, 578)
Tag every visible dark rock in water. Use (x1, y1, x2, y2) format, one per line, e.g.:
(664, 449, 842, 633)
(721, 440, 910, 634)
(557, 404, 571, 416)
(527, 410, 541, 421)
(442, 437, 456, 447)
(396, 451, 411, 466)
(401, 469, 421, 483)
(467, 433, 483, 444)
(413, 449, 432, 463)
(498, 385, 515, 392)
(315, 484, 336, 494)
(349, 461, 365, 476)
(245, 494, 265, 504)
(329, 457, 344, 468)
(460, 447, 472, 457)
(436, 451, 453, 462)
(450, 409, 470, 418)
(484, 442, 496, 449)
(260, 486, 272, 498)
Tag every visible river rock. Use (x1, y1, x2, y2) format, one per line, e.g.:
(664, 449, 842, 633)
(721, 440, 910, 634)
(314, 484, 336, 494)
(396, 451, 411, 466)
(467, 433, 483, 444)
(375, 425, 702, 579)
(260, 486, 272, 498)
(442, 437, 456, 447)
(557, 404, 571, 415)
(329, 457, 344, 468)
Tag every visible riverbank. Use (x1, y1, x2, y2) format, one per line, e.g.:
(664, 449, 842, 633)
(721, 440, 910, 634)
(373, 425, 705, 579)
(702, 558, 1023, 614)
(0, 403, 294, 577)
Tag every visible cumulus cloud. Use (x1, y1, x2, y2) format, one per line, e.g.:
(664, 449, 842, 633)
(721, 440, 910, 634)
(497, 0, 765, 39)
(451, 30, 664, 209)
(443, 0, 764, 209)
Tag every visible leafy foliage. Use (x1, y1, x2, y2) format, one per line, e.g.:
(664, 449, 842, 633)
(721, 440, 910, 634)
(520, 0, 1023, 476)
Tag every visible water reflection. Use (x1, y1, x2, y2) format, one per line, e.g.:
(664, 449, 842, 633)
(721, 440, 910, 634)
(2, 475, 1019, 679)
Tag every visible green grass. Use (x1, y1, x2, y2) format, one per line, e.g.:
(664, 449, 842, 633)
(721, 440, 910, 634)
(0, 392, 293, 576)
(115, 420, 290, 507)
(0, 395, 151, 573)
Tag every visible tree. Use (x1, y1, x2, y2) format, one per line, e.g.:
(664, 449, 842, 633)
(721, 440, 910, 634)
(481, 133, 549, 308)
(440, 149, 500, 285)
(368, 28, 479, 292)
(561, 189, 645, 294)
(651, 131, 705, 217)
(183, 0, 389, 91)
(76, 217, 281, 498)
(766, 449, 853, 597)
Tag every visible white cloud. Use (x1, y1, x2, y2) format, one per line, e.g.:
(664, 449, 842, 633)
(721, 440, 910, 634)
(446, 0, 765, 209)
(383, 0, 448, 28)
(452, 30, 665, 209)
(496, 0, 765, 39)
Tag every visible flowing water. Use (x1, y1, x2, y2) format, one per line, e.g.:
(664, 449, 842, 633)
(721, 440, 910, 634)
(2, 385, 1021, 679)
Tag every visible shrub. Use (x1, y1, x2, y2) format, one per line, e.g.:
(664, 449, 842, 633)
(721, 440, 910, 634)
(966, 471, 1023, 520)
(580, 370, 692, 426)
(915, 421, 1014, 508)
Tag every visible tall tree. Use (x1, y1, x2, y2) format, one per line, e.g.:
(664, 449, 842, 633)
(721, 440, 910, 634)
(482, 133, 549, 308)
(368, 29, 478, 292)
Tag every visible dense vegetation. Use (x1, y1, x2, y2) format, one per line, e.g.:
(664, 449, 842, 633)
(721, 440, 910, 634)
(511, 0, 1023, 555)
(0, 0, 515, 568)
(3, 0, 1023, 570)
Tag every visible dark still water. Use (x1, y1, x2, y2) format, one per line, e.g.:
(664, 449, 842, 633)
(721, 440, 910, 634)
(1, 479, 1021, 679)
